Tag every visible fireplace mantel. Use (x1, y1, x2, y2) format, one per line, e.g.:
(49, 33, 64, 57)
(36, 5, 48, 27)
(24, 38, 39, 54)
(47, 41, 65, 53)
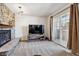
(0, 24, 12, 28)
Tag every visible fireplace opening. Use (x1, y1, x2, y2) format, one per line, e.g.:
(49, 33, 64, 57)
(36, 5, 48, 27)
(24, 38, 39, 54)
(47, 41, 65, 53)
(0, 30, 11, 47)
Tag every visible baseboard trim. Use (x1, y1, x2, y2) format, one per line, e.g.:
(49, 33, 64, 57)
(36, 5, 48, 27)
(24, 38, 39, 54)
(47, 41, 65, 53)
(52, 41, 67, 48)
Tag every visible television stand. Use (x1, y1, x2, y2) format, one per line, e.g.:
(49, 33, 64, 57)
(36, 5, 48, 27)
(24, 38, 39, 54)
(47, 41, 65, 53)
(28, 34, 45, 41)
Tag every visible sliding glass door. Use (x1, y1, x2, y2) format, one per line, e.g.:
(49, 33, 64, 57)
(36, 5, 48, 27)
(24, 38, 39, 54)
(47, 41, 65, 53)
(52, 9, 70, 47)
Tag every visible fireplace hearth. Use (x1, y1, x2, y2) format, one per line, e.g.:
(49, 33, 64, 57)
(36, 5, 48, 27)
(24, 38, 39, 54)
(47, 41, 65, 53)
(0, 30, 11, 47)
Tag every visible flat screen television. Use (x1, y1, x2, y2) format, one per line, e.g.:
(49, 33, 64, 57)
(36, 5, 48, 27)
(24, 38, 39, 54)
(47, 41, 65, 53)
(29, 25, 44, 34)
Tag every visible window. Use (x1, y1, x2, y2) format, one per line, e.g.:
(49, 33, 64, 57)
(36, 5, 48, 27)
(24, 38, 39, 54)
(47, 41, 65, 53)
(53, 8, 70, 47)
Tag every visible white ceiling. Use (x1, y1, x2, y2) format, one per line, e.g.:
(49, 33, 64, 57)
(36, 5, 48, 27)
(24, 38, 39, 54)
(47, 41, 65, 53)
(5, 3, 70, 16)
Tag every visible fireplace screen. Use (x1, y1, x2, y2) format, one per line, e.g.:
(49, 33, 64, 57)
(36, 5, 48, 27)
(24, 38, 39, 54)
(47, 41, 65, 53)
(0, 30, 11, 47)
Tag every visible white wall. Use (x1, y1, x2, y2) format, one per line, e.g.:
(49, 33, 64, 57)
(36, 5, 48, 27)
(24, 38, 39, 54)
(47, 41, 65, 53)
(15, 15, 48, 40)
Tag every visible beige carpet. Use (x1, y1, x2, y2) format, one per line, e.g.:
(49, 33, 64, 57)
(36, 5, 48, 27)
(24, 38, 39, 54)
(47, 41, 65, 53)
(10, 41, 73, 56)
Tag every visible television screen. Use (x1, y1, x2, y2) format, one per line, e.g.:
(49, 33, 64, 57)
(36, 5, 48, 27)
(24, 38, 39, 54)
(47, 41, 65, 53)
(29, 25, 44, 34)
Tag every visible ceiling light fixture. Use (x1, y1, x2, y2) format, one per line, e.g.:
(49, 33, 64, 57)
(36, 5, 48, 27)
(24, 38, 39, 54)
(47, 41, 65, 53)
(18, 6, 22, 9)
(18, 6, 24, 15)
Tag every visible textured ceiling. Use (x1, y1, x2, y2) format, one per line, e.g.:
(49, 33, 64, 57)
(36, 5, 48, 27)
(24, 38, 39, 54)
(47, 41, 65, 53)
(5, 3, 69, 16)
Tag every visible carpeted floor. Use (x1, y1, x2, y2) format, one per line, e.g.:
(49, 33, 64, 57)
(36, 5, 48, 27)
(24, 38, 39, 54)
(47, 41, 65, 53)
(10, 41, 73, 56)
